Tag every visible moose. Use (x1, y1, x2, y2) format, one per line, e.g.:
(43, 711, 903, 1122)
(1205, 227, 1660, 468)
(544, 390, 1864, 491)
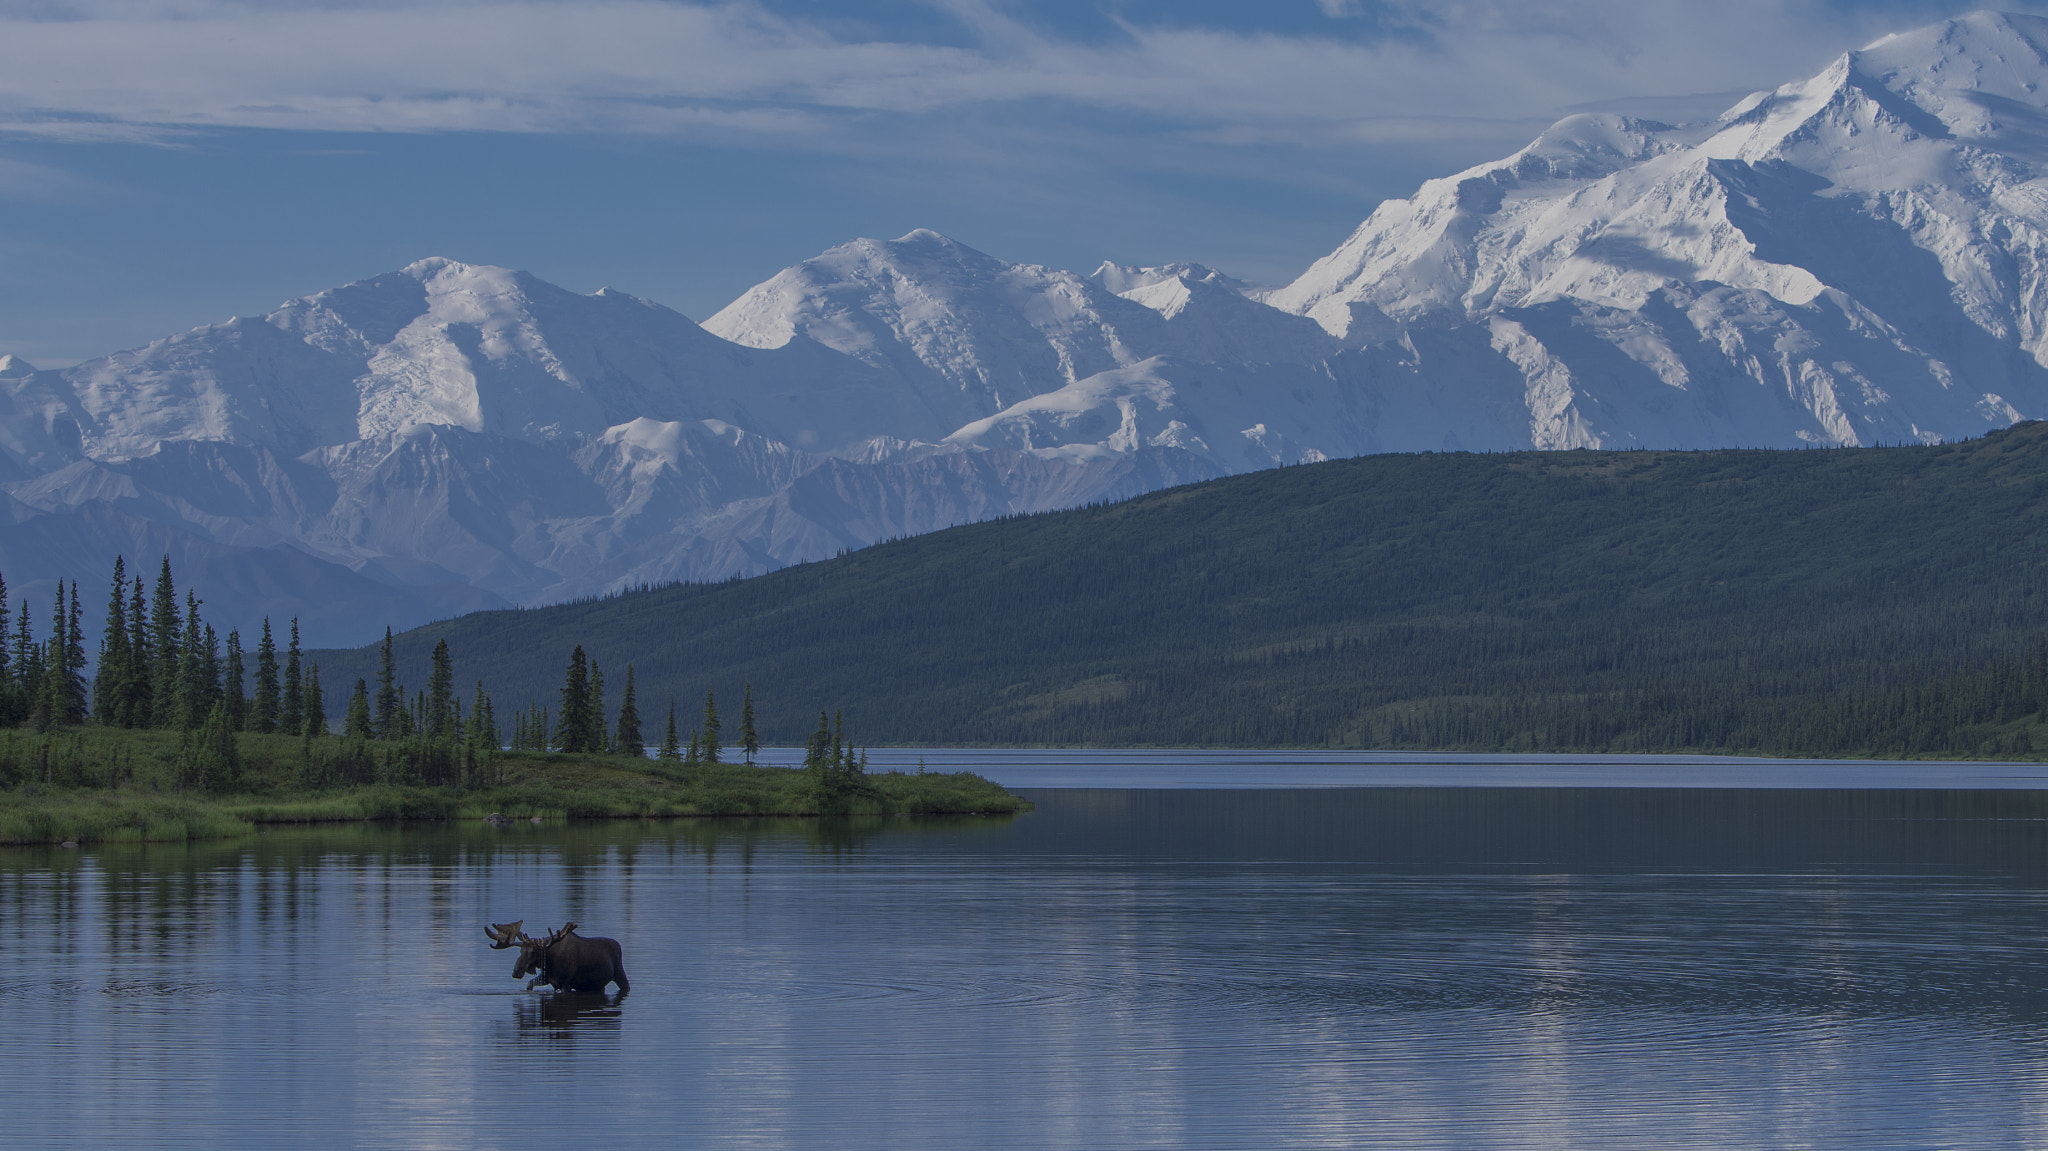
(484, 920, 629, 994)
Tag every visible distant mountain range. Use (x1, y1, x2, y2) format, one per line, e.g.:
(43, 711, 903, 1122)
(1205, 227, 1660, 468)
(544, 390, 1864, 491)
(8, 10, 2048, 645)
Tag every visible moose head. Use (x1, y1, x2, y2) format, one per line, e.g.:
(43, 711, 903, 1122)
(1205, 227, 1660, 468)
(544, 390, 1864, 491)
(510, 922, 577, 985)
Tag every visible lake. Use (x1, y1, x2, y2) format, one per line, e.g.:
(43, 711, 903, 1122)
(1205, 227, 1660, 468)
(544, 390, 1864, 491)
(6, 752, 2048, 1148)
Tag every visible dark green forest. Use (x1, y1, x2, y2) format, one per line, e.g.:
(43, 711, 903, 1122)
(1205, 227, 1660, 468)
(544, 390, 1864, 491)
(310, 423, 2048, 757)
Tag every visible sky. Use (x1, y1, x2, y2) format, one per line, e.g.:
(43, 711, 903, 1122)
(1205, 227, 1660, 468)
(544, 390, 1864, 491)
(0, 0, 2035, 365)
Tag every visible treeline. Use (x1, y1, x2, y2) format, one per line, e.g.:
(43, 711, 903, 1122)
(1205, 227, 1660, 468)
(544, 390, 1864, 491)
(308, 422, 2048, 756)
(0, 551, 882, 798)
(0, 554, 514, 792)
(504, 643, 804, 772)
(0, 555, 306, 739)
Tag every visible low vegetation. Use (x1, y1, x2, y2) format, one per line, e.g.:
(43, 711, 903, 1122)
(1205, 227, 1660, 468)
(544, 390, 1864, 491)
(0, 727, 1026, 845)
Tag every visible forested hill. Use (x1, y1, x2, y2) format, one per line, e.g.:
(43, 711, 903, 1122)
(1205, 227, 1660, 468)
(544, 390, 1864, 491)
(312, 423, 2048, 756)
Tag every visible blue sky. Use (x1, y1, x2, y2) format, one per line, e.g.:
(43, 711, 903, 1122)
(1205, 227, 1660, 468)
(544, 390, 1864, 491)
(0, 0, 2027, 364)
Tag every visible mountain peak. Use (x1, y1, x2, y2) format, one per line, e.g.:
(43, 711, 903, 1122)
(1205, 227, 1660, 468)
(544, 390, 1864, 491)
(0, 354, 35, 379)
(400, 255, 463, 277)
(894, 227, 962, 246)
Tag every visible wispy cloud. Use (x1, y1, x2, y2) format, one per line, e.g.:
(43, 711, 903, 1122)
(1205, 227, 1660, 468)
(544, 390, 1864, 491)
(0, 0, 2017, 145)
(0, 155, 112, 200)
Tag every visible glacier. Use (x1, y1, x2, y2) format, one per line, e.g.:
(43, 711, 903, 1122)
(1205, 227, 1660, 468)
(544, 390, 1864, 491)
(5, 10, 2048, 644)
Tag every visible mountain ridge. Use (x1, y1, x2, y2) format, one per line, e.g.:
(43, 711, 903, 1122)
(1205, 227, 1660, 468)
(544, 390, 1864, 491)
(8, 10, 2048, 644)
(307, 422, 2048, 753)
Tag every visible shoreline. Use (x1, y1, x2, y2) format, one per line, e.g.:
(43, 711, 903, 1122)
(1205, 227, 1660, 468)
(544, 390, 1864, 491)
(0, 732, 1030, 845)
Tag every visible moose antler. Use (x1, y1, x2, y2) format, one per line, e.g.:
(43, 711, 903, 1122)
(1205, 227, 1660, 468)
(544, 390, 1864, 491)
(484, 920, 526, 949)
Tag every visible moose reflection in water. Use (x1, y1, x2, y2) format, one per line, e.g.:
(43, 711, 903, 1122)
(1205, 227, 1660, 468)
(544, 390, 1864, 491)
(485, 920, 630, 994)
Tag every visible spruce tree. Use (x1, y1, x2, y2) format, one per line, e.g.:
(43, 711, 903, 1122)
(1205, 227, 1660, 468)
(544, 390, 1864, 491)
(468, 681, 497, 749)
(426, 639, 454, 738)
(588, 660, 606, 753)
(304, 663, 327, 737)
(0, 568, 9, 720)
(556, 646, 592, 753)
(31, 583, 63, 731)
(123, 576, 150, 729)
(10, 600, 36, 728)
(175, 591, 205, 729)
(658, 701, 680, 761)
(199, 623, 222, 723)
(252, 619, 279, 733)
(615, 664, 643, 757)
(701, 690, 722, 764)
(149, 557, 180, 728)
(34, 581, 86, 731)
(93, 557, 129, 726)
(346, 678, 373, 739)
(223, 628, 246, 732)
(685, 728, 701, 767)
(804, 711, 832, 774)
(739, 683, 759, 765)
(281, 619, 304, 736)
(373, 627, 398, 739)
(61, 581, 87, 724)
(0, 568, 10, 726)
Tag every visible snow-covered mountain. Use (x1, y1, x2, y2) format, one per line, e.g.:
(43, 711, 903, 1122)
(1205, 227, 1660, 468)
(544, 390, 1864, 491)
(6, 10, 2048, 644)
(1266, 11, 2048, 449)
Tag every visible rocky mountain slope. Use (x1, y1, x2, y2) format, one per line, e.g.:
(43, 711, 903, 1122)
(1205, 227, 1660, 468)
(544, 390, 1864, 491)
(6, 11, 2048, 644)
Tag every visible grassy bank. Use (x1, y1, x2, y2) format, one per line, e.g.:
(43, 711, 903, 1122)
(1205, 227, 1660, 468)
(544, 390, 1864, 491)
(0, 727, 1028, 845)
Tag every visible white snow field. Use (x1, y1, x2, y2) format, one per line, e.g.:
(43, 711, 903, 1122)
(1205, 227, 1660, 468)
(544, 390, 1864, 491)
(5, 11, 2048, 642)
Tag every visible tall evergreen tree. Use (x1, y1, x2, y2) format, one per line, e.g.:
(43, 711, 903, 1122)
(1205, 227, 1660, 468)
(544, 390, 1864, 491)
(0, 567, 11, 725)
(658, 701, 680, 761)
(122, 576, 150, 729)
(10, 599, 36, 728)
(345, 677, 373, 739)
(93, 557, 129, 726)
(467, 680, 498, 750)
(374, 627, 398, 739)
(62, 580, 86, 724)
(739, 683, 759, 765)
(223, 628, 247, 732)
(589, 660, 606, 752)
(35, 581, 85, 730)
(252, 619, 279, 733)
(149, 557, 181, 728)
(31, 583, 63, 731)
(0, 568, 9, 721)
(281, 619, 304, 736)
(702, 690, 722, 764)
(804, 710, 832, 771)
(556, 646, 593, 752)
(304, 663, 327, 737)
(175, 591, 205, 730)
(199, 623, 222, 723)
(615, 663, 643, 757)
(426, 639, 455, 737)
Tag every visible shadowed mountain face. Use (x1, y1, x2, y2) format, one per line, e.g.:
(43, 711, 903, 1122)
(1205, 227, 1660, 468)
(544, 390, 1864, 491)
(6, 12, 2048, 644)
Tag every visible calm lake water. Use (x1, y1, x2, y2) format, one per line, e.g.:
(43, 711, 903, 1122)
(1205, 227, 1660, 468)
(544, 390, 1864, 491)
(8, 753, 2048, 1148)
